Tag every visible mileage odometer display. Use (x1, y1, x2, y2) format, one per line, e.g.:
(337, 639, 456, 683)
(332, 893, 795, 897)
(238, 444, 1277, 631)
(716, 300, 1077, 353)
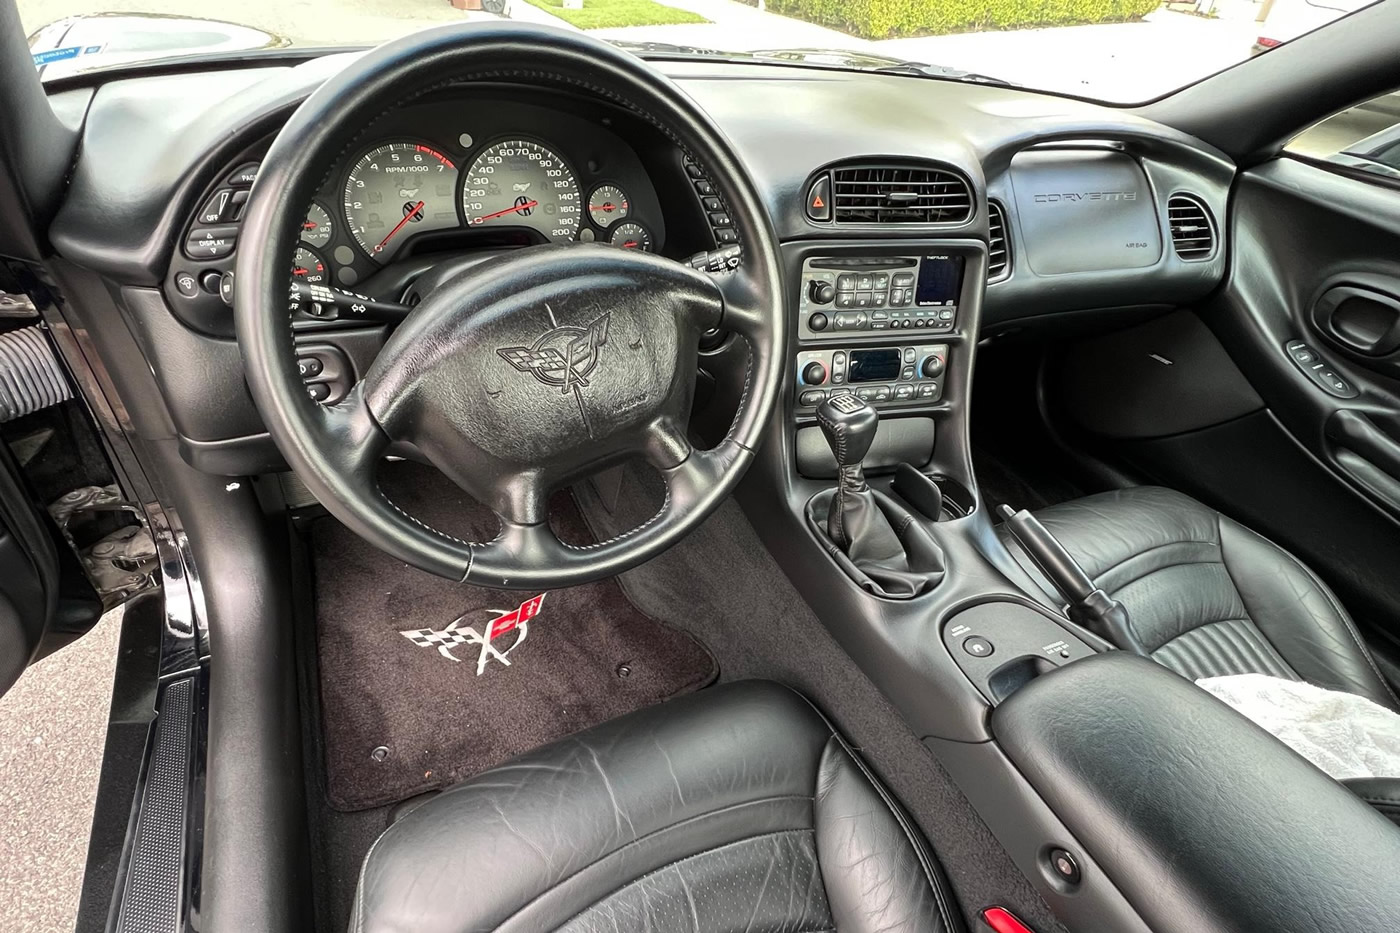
(462, 140, 581, 242)
(344, 142, 458, 260)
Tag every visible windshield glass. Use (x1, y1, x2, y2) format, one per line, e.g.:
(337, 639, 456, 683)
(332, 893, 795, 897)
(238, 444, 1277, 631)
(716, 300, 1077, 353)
(17, 0, 1383, 103)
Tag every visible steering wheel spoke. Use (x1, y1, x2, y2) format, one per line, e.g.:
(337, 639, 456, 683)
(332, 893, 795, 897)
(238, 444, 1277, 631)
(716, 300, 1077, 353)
(644, 417, 694, 471)
(318, 384, 391, 477)
(715, 265, 770, 342)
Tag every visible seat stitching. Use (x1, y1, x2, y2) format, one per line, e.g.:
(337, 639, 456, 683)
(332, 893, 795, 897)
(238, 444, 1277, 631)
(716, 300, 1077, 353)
(1068, 537, 1220, 582)
(1100, 557, 1230, 599)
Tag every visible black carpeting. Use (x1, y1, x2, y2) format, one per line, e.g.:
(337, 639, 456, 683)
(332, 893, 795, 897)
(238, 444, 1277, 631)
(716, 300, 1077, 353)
(310, 461, 717, 811)
(574, 464, 1069, 933)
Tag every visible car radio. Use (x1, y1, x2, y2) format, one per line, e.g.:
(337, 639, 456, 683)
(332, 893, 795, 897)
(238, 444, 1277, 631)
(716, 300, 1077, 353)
(794, 344, 948, 410)
(797, 254, 964, 340)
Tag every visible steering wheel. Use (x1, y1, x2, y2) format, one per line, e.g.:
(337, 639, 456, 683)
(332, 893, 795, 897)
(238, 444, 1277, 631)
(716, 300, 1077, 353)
(235, 22, 785, 588)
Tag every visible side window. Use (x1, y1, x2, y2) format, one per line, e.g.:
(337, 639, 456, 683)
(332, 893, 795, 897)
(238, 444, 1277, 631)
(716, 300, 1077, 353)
(1288, 90, 1400, 182)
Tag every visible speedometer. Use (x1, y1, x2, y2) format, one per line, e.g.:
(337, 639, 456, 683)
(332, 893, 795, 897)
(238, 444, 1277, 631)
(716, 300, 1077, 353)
(344, 141, 458, 261)
(461, 140, 581, 242)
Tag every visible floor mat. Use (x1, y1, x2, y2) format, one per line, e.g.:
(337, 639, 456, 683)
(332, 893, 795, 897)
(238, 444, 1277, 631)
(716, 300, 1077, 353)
(310, 462, 718, 811)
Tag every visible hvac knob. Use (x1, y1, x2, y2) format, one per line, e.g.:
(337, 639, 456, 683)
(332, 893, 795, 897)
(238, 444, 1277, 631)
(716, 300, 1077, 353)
(801, 361, 828, 385)
(808, 280, 836, 304)
(921, 354, 946, 378)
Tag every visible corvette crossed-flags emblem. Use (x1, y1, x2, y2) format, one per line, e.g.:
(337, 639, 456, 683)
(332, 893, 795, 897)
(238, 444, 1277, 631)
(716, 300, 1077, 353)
(399, 593, 547, 676)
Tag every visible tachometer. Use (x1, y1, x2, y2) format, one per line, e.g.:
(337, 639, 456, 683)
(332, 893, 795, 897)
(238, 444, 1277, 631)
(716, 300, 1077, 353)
(461, 140, 581, 242)
(344, 142, 458, 260)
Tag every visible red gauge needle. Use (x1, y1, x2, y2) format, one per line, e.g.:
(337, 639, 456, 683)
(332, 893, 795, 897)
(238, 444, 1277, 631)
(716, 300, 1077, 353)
(293, 267, 309, 276)
(373, 200, 425, 254)
(474, 200, 539, 223)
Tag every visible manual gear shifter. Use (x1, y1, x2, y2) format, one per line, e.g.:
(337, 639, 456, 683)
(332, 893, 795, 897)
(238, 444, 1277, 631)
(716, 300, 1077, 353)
(816, 394, 880, 548)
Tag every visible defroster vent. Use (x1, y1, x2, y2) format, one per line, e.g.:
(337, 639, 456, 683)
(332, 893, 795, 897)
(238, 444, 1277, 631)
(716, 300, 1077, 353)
(1168, 195, 1215, 260)
(830, 163, 973, 225)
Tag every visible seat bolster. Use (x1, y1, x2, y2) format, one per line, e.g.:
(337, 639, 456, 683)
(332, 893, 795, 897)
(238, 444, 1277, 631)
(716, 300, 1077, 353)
(1343, 777, 1400, 827)
(1219, 516, 1399, 711)
(814, 737, 957, 933)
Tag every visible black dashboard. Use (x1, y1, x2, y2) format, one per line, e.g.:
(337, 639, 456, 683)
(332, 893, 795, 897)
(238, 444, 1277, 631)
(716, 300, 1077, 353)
(39, 50, 1236, 475)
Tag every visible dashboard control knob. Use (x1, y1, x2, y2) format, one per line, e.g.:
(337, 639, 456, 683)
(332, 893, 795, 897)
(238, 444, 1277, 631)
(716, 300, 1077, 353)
(808, 311, 829, 331)
(808, 280, 836, 304)
(921, 355, 946, 378)
(801, 361, 828, 385)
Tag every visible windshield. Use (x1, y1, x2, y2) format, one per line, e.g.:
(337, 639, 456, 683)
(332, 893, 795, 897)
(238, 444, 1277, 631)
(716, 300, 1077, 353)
(17, 0, 1383, 103)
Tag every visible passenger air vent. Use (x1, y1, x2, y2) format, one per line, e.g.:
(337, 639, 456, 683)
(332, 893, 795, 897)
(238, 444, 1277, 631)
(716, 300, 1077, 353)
(831, 164, 973, 225)
(987, 200, 1010, 280)
(1168, 195, 1215, 260)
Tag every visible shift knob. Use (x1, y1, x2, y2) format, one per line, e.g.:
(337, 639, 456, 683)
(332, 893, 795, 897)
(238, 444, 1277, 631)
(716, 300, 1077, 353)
(817, 395, 879, 468)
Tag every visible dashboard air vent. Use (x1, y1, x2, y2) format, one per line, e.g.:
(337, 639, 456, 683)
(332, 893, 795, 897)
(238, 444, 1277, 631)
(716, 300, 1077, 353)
(1168, 195, 1215, 260)
(832, 164, 972, 225)
(987, 200, 1010, 280)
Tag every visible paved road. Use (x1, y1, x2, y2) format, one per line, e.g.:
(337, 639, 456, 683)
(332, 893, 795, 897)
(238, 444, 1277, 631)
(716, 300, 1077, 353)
(0, 608, 122, 933)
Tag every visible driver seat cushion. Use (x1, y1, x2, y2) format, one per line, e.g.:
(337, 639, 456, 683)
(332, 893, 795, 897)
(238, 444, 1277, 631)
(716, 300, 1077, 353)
(350, 680, 963, 933)
(999, 486, 1399, 710)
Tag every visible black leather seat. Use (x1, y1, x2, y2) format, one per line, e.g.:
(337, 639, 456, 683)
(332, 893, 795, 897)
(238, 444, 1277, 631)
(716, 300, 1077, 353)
(1001, 486, 1398, 709)
(350, 681, 962, 933)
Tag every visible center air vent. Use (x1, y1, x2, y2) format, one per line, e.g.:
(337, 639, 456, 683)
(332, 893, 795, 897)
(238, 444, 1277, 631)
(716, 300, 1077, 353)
(987, 201, 1010, 280)
(1167, 195, 1215, 260)
(831, 164, 973, 225)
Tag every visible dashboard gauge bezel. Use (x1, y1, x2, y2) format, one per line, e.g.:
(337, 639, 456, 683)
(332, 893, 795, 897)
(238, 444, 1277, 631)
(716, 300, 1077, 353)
(460, 136, 583, 244)
(342, 138, 461, 261)
(587, 182, 630, 229)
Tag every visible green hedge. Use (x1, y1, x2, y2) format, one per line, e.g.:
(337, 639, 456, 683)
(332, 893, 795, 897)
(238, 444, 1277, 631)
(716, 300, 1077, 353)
(762, 0, 1161, 39)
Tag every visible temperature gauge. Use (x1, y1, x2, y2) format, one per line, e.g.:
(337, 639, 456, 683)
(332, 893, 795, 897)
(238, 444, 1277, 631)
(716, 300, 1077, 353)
(301, 203, 333, 248)
(292, 247, 330, 286)
(609, 222, 651, 251)
(588, 184, 629, 227)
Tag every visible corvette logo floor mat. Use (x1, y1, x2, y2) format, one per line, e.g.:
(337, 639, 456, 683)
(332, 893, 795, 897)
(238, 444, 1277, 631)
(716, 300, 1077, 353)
(311, 461, 718, 811)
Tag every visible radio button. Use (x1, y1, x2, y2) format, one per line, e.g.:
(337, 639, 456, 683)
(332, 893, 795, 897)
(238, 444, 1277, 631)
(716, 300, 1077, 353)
(836, 274, 856, 290)
(893, 272, 915, 287)
(871, 321, 889, 329)
(856, 274, 874, 290)
(835, 293, 856, 309)
(855, 292, 872, 308)
(940, 309, 955, 320)
(808, 312, 829, 331)
(870, 292, 888, 308)
(808, 280, 836, 304)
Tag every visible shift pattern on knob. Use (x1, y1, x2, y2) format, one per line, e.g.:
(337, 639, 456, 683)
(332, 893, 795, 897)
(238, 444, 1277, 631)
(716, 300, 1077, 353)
(816, 394, 879, 470)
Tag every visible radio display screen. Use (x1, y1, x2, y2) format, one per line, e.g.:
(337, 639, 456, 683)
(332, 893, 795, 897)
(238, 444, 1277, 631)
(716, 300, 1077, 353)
(848, 348, 901, 383)
(915, 255, 965, 307)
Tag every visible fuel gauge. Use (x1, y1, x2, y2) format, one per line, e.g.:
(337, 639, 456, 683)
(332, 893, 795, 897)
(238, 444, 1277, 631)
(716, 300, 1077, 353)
(609, 222, 651, 251)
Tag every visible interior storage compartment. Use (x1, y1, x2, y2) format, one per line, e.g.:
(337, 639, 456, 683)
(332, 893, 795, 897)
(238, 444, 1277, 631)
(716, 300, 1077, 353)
(992, 653, 1400, 933)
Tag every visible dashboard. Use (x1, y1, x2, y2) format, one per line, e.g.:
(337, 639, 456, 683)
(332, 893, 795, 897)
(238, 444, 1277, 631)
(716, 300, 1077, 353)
(39, 53, 1234, 475)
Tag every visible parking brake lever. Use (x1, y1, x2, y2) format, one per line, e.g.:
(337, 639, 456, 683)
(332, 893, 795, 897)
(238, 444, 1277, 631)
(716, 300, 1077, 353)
(998, 504, 1148, 656)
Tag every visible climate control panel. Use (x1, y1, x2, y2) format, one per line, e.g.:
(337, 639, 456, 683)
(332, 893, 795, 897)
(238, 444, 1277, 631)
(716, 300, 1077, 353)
(794, 344, 948, 410)
(798, 254, 964, 340)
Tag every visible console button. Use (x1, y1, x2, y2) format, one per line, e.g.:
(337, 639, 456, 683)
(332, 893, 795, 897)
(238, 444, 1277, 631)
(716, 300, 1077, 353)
(835, 293, 856, 309)
(808, 312, 829, 331)
(939, 309, 955, 321)
(855, 291, 872, 308)
(836, 273, 856, 290)
(805, 175, 832, 222)
(962, 636, 994, 658)
(1290, 345, 1317, 365)
(874, 273, 890, 289)
(198, 189, 236, 225)
(801, 361, 828, 385)
(226, 162, 260, 187)
(184, 226, 238, 260)
(174, 271, 199, 298)
(870, 291, 887, 308)
(894, 383, 915, 400)
(857, 274, 874, 290)
(799, 389, 826, 406)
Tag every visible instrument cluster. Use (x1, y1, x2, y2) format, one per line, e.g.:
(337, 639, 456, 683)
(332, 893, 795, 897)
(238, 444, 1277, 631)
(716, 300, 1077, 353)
(291, 95, 669, 292)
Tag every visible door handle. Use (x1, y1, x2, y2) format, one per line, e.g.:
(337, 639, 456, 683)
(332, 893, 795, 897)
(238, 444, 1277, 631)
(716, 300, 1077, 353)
(1326, 409, 1400, 510)
(1312, 286, 1400, 356)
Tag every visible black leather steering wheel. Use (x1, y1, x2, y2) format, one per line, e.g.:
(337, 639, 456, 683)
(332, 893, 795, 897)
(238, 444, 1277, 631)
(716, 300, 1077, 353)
(235, 22, 785, 588)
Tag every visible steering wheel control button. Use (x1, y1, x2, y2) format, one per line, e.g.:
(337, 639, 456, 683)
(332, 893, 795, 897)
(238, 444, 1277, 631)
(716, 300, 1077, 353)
(1048, 847, 1082, 885)
(184, 226, 238, 260)
(174, 271, 199, 298)
(226, 162, 260, 187)
(962, 635, 994, 658)
(297, 357, 324, 379)
(806, 175, 832, 222)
